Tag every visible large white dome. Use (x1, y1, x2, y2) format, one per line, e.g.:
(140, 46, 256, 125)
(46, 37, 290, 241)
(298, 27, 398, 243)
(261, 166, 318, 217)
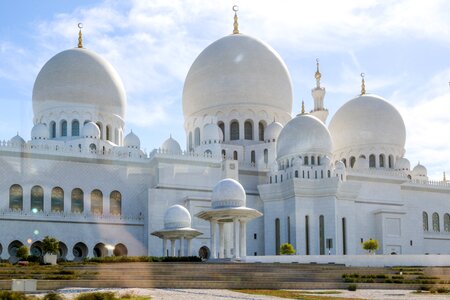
(182, 34, 293, 117)
(32, 48, 126, 119)
(329, 94, 406, 153)
(276, 114, 332, 160)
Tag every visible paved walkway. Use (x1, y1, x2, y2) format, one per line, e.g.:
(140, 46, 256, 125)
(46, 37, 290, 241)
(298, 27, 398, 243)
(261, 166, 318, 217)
(35, 288, 450, 300)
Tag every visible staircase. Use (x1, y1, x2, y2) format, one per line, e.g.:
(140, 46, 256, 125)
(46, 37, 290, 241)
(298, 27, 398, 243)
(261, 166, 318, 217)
(0, 262, 449, 290)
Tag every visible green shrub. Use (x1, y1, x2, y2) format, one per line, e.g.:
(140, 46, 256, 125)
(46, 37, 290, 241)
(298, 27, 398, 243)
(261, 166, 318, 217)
(347, 284, 357, 291)
(43, 293, 64, 300)
(436, 287, 449, 293)
(42, 236, 59, 255)
(16, 246, 29, 260)
(0, 291, 30, 300)
(75, 292, 116, 300)
(392, 275, 404, 280)
(26, 255, 40, 263)
(362, 239, 379, 254)
(280, 243, 295, 255)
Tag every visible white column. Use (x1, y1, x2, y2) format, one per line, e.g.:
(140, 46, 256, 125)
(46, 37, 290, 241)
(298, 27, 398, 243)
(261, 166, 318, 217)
(187, 239, 192, 256)
(170, 239, 176, 256)
(163, 238, 168, 257)
(180, 236, 185, 257)
(219, 223, 225, 258)
(233, 219, 240, 258)
(210, 220, 217, 259)
(240, 221, 247, 257)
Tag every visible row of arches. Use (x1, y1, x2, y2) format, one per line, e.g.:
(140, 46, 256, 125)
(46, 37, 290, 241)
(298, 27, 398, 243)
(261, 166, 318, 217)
(423, 212, 450, 232)
(48, 119, 122, 144)
(270, 169, 333, 183)
(342, 154, 394, 169)
(188, 120, 267, 150)
(4, 240, 127, 261)
(9, 184, 122, 215)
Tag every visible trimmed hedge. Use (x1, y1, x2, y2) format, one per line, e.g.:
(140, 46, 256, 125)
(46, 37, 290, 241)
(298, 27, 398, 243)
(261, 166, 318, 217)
(85, 255, 202, 263)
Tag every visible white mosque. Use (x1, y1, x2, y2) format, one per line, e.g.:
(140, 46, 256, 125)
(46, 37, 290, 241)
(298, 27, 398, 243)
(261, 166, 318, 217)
(0, 9, 449, 262)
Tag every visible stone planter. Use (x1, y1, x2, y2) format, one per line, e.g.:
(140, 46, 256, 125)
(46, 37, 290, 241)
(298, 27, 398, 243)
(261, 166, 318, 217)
(43, 253, 57, 265)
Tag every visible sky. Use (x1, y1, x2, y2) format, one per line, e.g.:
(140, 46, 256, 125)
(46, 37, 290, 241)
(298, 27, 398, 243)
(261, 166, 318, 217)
(0, 0, 449, 179)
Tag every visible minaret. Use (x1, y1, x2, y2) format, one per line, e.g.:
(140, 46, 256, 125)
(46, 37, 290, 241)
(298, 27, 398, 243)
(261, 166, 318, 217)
(310, 59, 328, 123)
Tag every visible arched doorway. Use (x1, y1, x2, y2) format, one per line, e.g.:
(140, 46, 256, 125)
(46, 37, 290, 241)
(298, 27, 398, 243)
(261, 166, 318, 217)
(113, 243, 128, 256)
(58, 242, 68, 260)
(198, 246, 210, 259)
(30, 241, 43, 257)
(73, 242, 88, 261)
(93, 243, 107, 257)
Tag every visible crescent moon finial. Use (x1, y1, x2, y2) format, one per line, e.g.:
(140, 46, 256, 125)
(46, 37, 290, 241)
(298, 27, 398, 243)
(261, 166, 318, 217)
(361, 72, 365, 78)
(77, 23, 83, 48)
(232, 5, 239, 12)
(232, 5, 240, 34)
(360, 73, 366, 95)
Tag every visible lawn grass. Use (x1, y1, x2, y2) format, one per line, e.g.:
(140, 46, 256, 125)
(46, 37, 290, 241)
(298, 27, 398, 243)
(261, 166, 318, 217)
(232, 289, 355, 300)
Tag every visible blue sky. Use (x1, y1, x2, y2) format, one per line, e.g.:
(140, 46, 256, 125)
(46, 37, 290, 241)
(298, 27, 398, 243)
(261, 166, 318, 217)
(0, 0, 449, 179)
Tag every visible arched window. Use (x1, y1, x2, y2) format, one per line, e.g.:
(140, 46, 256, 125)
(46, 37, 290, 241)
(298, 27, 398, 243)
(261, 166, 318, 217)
(251, 150, 256, 164)
(388, 155, 394, 168)
(317, 156, 321, 165)
(311, 156, 315, 165)
(204, 149, 212, 156)
(233, 151, 238, 160)
(275, 218, 280, 255)
(304, 156, 309, 165)
(71, 188, 84, 213)
(379, 154, 385, 168)
(71, 120, 80, 136)
(106, 125, 112, 141)
(188, 132, 193, 151)
(445, 214, 450, 232)
(264, 149, 268, 164)
(319, 215, 325, 255)
(51, 187, 64, 212)
(244, 120, 253, 140)
(342, 158, 347, 167)
(91, 189, 103, 214)
(9, 184, 23, 210)
(218, 122, 225, 141)
(369, 154, 376, 168)
(230, 121, 239, 140)
(194, 127, 200, 146)
(350, 156, 356, 168)
(295, 170, 298, 178)
(221, 149, 226, 158)
(423, 212, 428, 231)
(432, 212, 440, 232)
(50, 121, 56, 138)
(110, 190, 122, 215)
(287, 216, 291, 244)
(327, 170, 331, 178)
(258, 121, 265, 141)
(96, 122, 103, 139)
(61, 120, 67, 137)
(31, 185, 44, 212)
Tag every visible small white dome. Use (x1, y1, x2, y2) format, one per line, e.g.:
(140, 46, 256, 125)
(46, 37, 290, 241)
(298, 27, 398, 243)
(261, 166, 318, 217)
(161, 136, 182, 154)
(31, 123, 48, 140)
(412, 163, 427, 177)
(211, 178, 246, 209)
(82, 122, 100, 139)
(164, 205, 191, 229)
(395, 157, 410, 171)
(33, 48, 126, 119)
(203, 123, 222, 143)
(124, 131, 140, 149)
(10, 134, 25, 146)
(183, 34, 293, 118)
(354, 156, 369, 169)
(264, 121, 283, 142)
(276, 114, 332, 160)
(329, 94, 406, 154)
(335, 160, 346, 170)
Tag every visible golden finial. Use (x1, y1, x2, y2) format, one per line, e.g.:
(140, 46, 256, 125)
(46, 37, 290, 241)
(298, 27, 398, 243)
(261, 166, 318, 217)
(77, 23, 83, 48)
(360, 73, 366, 95)
(301, 100, 305, 114)
(315, 58, 321, 80)
(232, 5, 240, 34)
